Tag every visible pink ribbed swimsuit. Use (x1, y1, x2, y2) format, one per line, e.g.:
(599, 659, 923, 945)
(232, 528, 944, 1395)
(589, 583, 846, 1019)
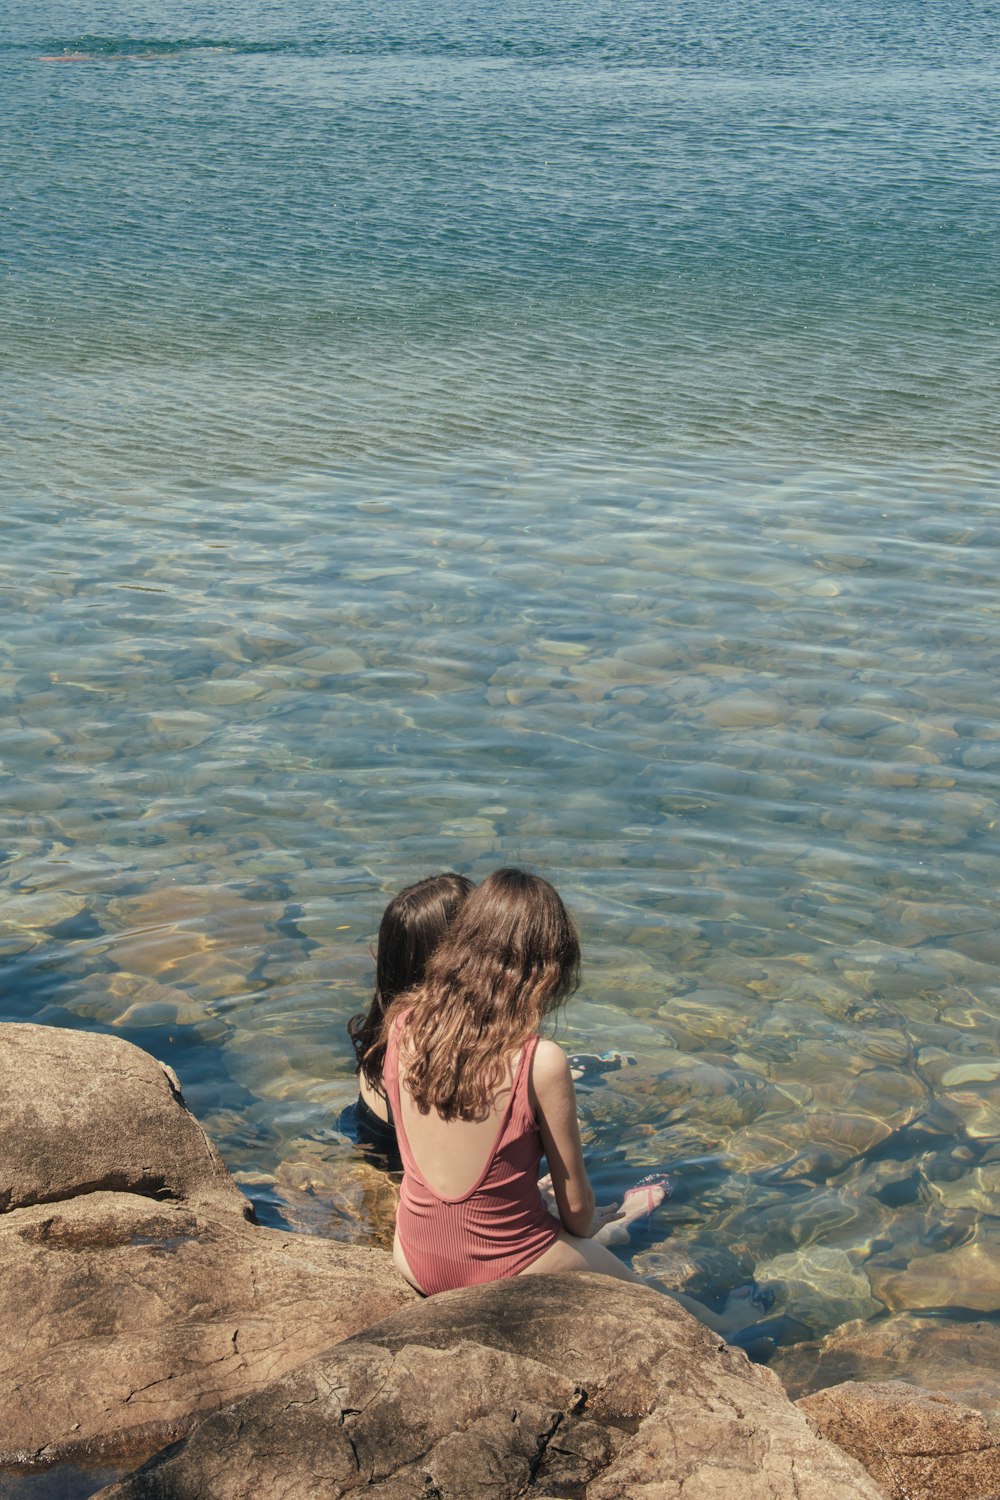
(383, 1024, 560, 1296)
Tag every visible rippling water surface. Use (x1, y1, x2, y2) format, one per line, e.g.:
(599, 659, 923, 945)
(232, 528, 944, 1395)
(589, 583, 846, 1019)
(3, 0, 999, 477)
(2, 0, 999, 1416)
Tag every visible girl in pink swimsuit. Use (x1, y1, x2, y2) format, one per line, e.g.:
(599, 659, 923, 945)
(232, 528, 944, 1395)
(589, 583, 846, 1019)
(379, 867, 652, 1295)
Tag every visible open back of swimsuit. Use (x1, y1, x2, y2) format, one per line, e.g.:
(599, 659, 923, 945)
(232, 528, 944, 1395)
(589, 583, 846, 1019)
(383, 1022, 560, 1296)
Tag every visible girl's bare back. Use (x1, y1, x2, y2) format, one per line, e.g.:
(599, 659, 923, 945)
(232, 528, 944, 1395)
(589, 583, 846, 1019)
(396, 1044, 519, 1199)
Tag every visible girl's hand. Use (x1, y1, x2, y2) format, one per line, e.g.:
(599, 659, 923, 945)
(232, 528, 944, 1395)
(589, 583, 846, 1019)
(538, 1171, 557, 1212)
(586, 1201, 625, 1238)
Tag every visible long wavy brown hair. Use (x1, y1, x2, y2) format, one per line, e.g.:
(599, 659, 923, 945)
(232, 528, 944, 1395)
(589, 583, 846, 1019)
(348, 873, 474, 1095)
(378, 867, 580, 1121)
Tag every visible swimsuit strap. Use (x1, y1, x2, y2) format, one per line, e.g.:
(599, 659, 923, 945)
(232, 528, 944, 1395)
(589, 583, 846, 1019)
(508, 1032, 537, 1125)
(382, 1009, 408, 1123)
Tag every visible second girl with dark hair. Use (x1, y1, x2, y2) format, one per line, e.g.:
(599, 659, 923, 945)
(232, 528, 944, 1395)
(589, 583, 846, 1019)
(345, 872, 473, 1166)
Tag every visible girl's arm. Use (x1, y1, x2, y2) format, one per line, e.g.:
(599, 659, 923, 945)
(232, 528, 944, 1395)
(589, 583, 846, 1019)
(531, 1038, 597, 1238)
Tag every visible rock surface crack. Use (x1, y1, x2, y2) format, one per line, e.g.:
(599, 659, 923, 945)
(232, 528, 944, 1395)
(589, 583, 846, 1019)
(525, 1400, 578, 1488)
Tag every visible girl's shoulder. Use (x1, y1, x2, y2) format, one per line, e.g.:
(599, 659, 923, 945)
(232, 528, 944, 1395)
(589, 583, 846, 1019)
(530, 1036, 572, 1086)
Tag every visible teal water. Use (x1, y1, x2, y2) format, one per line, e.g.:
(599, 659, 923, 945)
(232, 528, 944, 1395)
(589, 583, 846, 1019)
(2, 0, 998, 478)
(2, 0, 1000, 1470)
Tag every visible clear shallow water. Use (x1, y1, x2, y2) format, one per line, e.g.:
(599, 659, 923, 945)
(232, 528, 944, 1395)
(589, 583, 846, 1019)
(1, 0, 1000, 1433)
(4, 457, 1000, 1350)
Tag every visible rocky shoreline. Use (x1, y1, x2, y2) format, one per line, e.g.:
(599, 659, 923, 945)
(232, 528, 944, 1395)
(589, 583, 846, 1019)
(2, 1022, 998, 1499)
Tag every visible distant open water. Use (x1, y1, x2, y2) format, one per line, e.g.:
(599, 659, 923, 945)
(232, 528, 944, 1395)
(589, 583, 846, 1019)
(2, 0, 999, 478)
(2, 3, 1000, 1486)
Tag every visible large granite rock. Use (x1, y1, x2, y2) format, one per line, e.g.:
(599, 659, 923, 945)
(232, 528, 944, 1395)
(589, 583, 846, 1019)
(6, 1022, 990, 1499)
(1, 1022, 248, 1219)
(772, 1313, 1000, 1432)
(798, 1380, 1000, 1500)
(0, 1023, 415, 1472)
(98, 1274, 886, 1500)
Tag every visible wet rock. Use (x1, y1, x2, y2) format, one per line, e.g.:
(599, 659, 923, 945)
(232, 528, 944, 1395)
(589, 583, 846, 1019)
(98, 1275, 884, 1500)
(798, 1380, 1000, 1500)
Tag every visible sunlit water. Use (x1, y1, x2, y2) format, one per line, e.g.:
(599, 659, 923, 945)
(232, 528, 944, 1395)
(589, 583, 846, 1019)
(2, 0, 999, 1470)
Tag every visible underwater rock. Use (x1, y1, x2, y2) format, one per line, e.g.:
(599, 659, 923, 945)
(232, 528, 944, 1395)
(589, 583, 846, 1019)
(813, 1068, 925, 1130)
(287, 642, 365, 672)
(755, 1247, 883, 1338)
(866, 1224, 1000, 1314)
(631, 1239, 756, 1301)
(59, 971, 222, 1034)
(927, 1158, 1000, 1215)
(273, 1139, 399, 1249)
(142, 710, 220, 751)
(234, 623, 308, 661)
(186, 676, 267, 706)
(941, 1083, 1000, 1140)
(726, 1108, 892, 1178)
(2, 888, 89, 939)
(878, 897, 995, 948)
(940, 1060, 1000, 1086)
(701, 690, 785, 728)
(655, 1059, 783, 1134)
(773, 1314, 1000, 1431)
(820, 708, 900, 739)
(104, 884, 284, 994)
(660, 985, 769, 1047)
